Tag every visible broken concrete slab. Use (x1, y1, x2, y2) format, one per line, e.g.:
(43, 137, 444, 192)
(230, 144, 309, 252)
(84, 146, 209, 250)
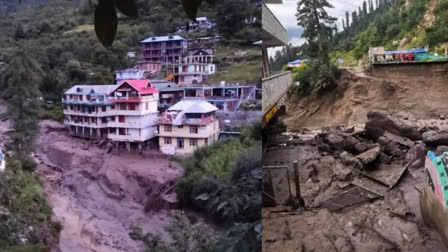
(356, 145, 381, 165)
(365, 110, 422, 140)
(383, 131, 414, 147)
(340, 152, 363, 169)
(351, 176, 389, 197)
(352, 163, 408, 188)
(320, 187, 381, 212)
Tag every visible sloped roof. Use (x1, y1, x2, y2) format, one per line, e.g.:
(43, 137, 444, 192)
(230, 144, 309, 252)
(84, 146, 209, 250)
(141, 35, 185, 43)
(116, 80, 159, 94)
(65, 85, 116, 95)
(168, 100, 218, 113)
(288, 59, 310, 65)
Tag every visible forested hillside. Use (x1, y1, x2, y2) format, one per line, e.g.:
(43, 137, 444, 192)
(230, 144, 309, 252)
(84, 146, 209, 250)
(0, 0, 260, 101)
(334, 0, 446, 65)
(270, 0, 447, 70)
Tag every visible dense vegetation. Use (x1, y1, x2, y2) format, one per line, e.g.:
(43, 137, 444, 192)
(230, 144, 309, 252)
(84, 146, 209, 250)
(173, 123, 262, 251)
(0, 0, 260, 105)
(0, 0, 261, 251)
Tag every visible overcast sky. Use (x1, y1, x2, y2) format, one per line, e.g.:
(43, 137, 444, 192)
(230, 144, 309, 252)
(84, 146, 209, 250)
(267, 0, 366, 47)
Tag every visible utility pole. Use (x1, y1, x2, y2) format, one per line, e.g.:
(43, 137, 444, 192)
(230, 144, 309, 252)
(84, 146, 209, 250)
(293, 160, 305, 211)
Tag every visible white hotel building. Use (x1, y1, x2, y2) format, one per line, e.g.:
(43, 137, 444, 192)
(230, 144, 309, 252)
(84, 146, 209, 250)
(62, 80, 159, 150)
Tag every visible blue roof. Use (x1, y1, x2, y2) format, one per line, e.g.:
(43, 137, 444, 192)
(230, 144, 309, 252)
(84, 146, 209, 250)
(288, 59, 310, 65)
(383, 48, 427, 55)
(141, 35, 186, 43)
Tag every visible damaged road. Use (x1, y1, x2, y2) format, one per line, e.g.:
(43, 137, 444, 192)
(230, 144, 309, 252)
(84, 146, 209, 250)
(263, 110, 448, 251)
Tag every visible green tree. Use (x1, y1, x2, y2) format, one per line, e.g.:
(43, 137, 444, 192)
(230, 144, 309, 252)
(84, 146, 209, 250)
(1, 50, 42, 155)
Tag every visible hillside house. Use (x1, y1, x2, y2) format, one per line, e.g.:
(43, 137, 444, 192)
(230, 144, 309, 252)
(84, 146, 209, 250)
(176, 49, 216, 85)
(140, 35, 187, 64)
(188, 17, 216, 31)
(62, 80, 160, 150)
(158, 100, 220, 155)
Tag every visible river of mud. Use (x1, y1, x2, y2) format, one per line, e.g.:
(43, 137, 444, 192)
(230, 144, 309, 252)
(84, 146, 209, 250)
(35, 120, 185, 252)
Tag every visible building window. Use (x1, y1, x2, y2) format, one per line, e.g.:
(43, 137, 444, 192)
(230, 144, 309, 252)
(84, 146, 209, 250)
(119, 128, 126, 135)
(111, 105, 115, 110)
(164, 137, 172, 144)
(119, 115, 125, 123)
(205, 138, 208, 145)
(164, 125, 172, 132)
(190, 139, 197, 146)
(190, 126, 198, 134)
(129, 104, 136, 110)
(120, 104, 126, 110)
(101, 117, 107, 123)
(109, 128, 116, 134)
(146, 102, 149, 110)
(178, 125, 183, 129)
(110, 116, 115, 122)
(102, 106, 106, 112)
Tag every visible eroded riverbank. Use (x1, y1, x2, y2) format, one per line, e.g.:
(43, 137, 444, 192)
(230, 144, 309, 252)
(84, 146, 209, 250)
(35, 120, 184, 252)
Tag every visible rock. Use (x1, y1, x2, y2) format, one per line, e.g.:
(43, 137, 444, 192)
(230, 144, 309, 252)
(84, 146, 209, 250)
(340, 151, 363, 169)
(409, 159, 423, 169)
(436, 145, 448, 155)
(385, 142, 403, 158)
(326, 133, 345, 150)
(379, 153, 392, 164)
(354, 142, 368, 153)
(377, 136, 389, 146)
(365, 110, 422, 140)
(317, 143, 332, 153)
(406, 141, 426, 165)
(422, 130, 448, 146)
(344, 136, 360, 152)
(356, 145, 381, 165)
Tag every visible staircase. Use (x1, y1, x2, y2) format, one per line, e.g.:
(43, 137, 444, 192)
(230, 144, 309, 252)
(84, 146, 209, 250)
(232, 86, 257, 112)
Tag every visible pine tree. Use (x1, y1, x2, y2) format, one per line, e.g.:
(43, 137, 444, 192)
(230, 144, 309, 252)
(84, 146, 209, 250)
(362, 1, 368, 16)
(345, 11, 350, 27)
(369, 0, 374, 13)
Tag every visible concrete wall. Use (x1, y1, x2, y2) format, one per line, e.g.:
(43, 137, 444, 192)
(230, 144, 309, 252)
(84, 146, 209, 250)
(371, 61, 448, 78)
(262, 2, 288, 47)
(158, 120, 219, 138)
(262, 71, 292, 115)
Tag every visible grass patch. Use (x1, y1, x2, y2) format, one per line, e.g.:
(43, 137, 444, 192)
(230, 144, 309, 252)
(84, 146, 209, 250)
(63, 24, 94, 35)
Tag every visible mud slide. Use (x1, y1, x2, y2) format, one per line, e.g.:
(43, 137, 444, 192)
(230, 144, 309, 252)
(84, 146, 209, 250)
(35, 120, 184, 252)
(283, 68, 448, 131)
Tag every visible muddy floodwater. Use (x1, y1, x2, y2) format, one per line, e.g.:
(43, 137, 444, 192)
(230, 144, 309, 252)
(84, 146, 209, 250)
(35, 120, 184, 252)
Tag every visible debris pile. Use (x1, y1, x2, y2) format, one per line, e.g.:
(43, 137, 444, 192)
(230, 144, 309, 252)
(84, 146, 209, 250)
(263, 110, 448, 251)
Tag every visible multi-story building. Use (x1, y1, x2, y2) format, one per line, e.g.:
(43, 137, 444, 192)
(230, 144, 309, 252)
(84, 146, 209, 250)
(140, 35, 187, 64)
(62, 80, 160, 151)
(176, 49, 216, 85)
(107, 80, 159, 148)
(188, 17, 216, 31)
(158, 100, 220, 155)
(62, 85, 116, 139)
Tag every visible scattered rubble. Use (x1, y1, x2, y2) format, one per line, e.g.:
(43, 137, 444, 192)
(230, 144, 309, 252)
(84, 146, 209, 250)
(263, 111, 448, 251)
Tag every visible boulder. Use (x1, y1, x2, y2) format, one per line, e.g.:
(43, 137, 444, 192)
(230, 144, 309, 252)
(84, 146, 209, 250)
(405, 141, 426, 165)
(356, 145, 381, 165)
(354, 142, 368, 153)
(423, 130, 448, 146)
(326, 133, 345, 150)
(344, 136, 360, 152)
(365, 110, 422, 140)
(436, 145, 448, 155)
